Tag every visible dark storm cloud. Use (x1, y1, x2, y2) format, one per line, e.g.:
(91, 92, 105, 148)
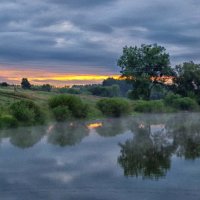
(0, 0, 200, 74)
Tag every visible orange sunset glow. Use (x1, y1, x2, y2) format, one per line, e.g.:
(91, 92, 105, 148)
(0, 67, 120, 86)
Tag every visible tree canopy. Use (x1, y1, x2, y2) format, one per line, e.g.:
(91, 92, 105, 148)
(117, 44, 174, 99)
(174, 61, 200, 98)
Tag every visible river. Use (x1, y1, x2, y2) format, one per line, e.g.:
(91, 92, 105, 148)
(0, 113, 200, 200)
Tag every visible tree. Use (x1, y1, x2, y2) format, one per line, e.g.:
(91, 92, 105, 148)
(41, 84, 52, 92)
(117, 44, 174, 100)
(174, 61, 200, 98)
(21, 78, 31, 89)
(102, 77, 132, 96)
(88, 85, 120, 97)
(0, 82, 9, 87)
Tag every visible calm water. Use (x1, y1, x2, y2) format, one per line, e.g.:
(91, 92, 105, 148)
(0, 113, 200, 200)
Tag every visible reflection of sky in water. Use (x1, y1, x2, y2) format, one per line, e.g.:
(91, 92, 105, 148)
(0, 114, 200, 199)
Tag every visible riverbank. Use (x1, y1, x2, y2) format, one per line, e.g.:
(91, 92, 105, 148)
(0, 86, 199, 129)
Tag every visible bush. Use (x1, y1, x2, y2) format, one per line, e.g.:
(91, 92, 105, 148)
(97, 98, 131, 117)
(49, 95, 89, 119)
(52, 106, 71, 121)
(133, 100, 165, 113)
(172, 97, 198, 111)
(10, 100, 45, 125)
(164, 94, 198, 111)
(0, 115, 18, 128)
(164, 93, 182, 105)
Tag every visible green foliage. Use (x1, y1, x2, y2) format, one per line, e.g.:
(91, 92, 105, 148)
(97, 98, 131, 117)
(49, 94, 89, 119)
(102, 78, 132, 96)
(86, 105, 103, 119)
(117, 44, 174, 99)
(164, 94, 198, 111)
(172, 97, 198, 111)
(118, 44, 171, 77)
(10, 100, 45, 125)
(133, 100, 166, 113)
(127, 77, 152, 100)
(0, 115, 18, 129)
(150, 84, 168, 100)
(88, 85, 120, 97)
(174, 62, 200, 97)
(52, 106, 71, 121)
(164, 93, 182, 105)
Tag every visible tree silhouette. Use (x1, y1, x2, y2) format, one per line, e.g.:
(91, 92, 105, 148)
(21, 78, 31, 89)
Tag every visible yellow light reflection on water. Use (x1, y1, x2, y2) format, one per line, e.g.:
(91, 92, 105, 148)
(87, 122, 103, 129)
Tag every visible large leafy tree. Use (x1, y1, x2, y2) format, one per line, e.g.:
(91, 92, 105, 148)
(117, 44, 173, 99)
(174, 61, 200, 98)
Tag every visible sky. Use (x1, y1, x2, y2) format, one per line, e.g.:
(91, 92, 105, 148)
(0, 0, 200, 86)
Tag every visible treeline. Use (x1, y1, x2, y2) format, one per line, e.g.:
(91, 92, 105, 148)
(1, 77, 132, 97)
(68, 78, 132, 97)
(2, 43, 200, 108)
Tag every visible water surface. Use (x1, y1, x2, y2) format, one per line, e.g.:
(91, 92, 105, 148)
(0, 113, 200, 200)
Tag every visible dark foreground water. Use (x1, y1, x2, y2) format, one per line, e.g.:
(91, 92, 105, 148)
(0, 113, 200, 200)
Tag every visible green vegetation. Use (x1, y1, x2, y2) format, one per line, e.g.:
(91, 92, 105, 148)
(164, 94, 198, 111)
(133, 100, 166, 113)
(117, 44, 174, 100)
(0, 115, 18, 129)
(49, 94, 89, 120)
(88, 84, 121, 97)
(10, 100, 45, 125)
(97, 98, 131, 117)
(1, 44, 200, 128)
(52, 106, 71, 121)
(0, 84, 200, 129)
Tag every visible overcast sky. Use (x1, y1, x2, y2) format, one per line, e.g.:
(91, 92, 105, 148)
(0, 0, 200, 83)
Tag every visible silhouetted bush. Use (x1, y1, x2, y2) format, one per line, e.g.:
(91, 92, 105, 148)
(0, 82, 9, 87)
(0, 115, 18, 128)
(52, 106, 71, 121)
(133, 100, 165, 113)
(49, 95, 89, 119)
(97, 98, 131, 117)
(58, 87, 81, 94)
(10, 100, 45, 125)
(41, 84, 52, 92)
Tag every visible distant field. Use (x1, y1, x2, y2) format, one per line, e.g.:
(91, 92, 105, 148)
(0, 86, 103, 106)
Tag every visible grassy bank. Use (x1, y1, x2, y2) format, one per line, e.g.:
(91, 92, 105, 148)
(0, 86, 200, 129)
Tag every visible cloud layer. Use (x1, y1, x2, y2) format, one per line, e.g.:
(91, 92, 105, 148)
(0, 0, 200, 77)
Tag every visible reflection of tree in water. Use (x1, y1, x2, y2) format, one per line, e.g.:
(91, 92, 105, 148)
(118, 122, 174, 179)
(168, 113, 200, 160)
(118, 113, 200, 179)
(96, 118, 127, 137)
(0, 130, 5, 143)
(8, 126, 46, 148)
(48, 122, 89, 147)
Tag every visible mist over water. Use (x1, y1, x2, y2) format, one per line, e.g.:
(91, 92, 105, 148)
(0, 113, 200, 200)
